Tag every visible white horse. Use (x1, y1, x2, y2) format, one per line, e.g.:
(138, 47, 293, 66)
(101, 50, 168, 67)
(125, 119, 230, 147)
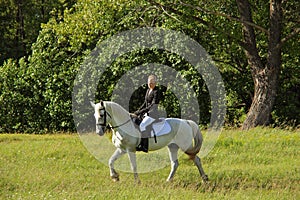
(91, 101, 208, 183)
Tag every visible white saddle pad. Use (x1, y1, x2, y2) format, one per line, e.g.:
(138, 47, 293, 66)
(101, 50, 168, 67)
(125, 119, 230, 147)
(151, 119, 171, 137)
(139, 116, 171, 137)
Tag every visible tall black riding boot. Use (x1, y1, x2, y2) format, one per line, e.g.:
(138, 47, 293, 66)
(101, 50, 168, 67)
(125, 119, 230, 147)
(136, 127, 150, 153)
(136, 137, 148, 153)
(141, 137, 148, 153)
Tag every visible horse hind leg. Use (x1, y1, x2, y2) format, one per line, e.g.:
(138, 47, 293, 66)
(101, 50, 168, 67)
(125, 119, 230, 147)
(166, 143, 179, 182)
(193, 155, 209, 182)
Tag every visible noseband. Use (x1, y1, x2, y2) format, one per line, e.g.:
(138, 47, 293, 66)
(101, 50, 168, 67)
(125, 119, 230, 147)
(96, 107, 111, 130)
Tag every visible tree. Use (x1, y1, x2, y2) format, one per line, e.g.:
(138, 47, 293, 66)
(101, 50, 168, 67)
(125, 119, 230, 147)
(151, 0, 300, 129)
(1, 0, 298, 132)
(0, 0, 76, 65)
(235, 0, 299, 129)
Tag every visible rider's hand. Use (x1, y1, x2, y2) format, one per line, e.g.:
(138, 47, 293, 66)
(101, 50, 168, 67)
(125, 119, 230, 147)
(130, 113, 138, 118)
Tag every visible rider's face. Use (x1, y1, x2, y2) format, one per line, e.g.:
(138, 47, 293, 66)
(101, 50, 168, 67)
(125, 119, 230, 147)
(148, 79, 156, 89)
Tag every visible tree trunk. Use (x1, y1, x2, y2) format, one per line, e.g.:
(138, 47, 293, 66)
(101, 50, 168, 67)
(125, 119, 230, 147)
(236, 0, 282, 130)
(15, 0, 26, 58)
(242, 66, 280, 129)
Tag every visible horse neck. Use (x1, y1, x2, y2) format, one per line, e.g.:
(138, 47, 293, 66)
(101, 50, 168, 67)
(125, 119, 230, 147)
(104, 101, 140, 138)
(104, 101, 130, 126)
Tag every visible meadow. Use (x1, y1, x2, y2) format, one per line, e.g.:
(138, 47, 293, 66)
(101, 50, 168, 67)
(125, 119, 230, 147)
(0, 127, 299, 199)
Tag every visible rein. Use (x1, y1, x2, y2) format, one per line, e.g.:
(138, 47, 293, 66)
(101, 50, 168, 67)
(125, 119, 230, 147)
(98, 106, 131, 131)
(107, 119, 131, 130)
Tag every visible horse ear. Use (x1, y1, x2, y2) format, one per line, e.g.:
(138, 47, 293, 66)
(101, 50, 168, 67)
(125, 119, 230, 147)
(100, 100, 104, 107)
(90, 101, 95, 108)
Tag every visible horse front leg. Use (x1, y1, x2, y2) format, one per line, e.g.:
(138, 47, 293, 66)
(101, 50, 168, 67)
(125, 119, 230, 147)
(127, 151, 141, 184)
(109, 148, 126, 182)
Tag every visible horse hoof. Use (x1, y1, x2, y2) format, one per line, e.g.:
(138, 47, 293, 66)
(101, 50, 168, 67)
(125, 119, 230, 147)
(166, 178, 173, 182)
(111, 174, 120, 182)
(112, 177, 119, 182)
(202, 175, 209, 183)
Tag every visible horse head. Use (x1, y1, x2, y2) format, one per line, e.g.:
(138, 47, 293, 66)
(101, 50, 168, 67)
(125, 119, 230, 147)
(91, 101, 110, 136)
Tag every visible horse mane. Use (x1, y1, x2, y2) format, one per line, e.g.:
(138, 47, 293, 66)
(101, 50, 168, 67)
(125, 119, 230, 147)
(103, 101, 138, 134)
(104, 101, 130, 116)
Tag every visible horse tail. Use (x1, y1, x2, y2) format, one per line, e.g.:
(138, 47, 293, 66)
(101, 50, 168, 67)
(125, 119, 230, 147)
(184, 120, 203, 160)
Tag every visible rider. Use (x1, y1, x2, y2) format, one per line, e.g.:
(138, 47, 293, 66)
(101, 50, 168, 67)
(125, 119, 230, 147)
(134, 75, 160, 152)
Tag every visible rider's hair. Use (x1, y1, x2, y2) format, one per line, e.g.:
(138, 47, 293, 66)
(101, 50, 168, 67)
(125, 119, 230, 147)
(148, 75, 157, 83)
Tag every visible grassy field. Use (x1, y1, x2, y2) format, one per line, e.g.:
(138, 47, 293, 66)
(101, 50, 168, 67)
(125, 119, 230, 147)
(0, 127, 299, 199)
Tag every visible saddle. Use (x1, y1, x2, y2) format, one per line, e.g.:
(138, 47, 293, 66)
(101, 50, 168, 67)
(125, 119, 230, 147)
(149, 118, 171, 137)
(130, 115, 171, 138)
(131, 115, 171, 152)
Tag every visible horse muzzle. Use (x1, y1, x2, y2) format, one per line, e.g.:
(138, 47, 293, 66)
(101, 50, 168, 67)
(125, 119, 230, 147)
(96, 124, 105, 136)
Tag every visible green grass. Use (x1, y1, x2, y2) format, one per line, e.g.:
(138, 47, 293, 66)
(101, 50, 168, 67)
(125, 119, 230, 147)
(0, 127, 299, 199)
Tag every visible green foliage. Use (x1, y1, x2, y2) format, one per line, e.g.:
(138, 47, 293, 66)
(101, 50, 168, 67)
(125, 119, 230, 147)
(0, 0, 76, 65)
(0, 0, 299, 132)
(0, 59, 30, 132)
(273, 33, 300, 127)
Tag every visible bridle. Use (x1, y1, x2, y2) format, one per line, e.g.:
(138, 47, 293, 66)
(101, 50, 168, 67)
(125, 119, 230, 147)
(96, 106, 131, 132)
